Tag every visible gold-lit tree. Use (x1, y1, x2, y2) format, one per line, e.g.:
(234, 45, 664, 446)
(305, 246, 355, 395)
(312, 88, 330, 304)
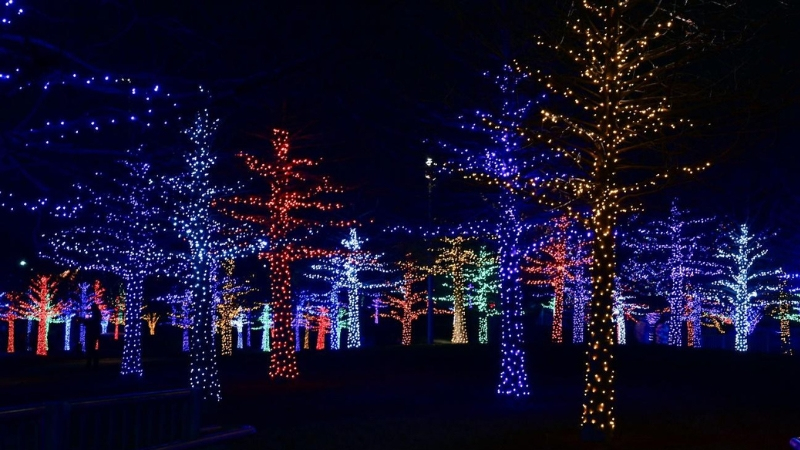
(215, 129, 349, 380)
(213, 259, 255, 356)
(431, 236, 477, 344)
(530, 1, 731, 440)
(141, 310, 161, 336)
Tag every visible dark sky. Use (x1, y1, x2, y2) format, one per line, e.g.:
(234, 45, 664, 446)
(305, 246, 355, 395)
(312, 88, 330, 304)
(1, 0, 799, 282)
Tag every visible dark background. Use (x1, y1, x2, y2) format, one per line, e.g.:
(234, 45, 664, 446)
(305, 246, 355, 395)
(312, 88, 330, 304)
(1, 0, 798, 287)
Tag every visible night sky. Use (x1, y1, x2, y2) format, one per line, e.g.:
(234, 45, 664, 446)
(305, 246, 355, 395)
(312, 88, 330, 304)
(1, 0, 799, 281)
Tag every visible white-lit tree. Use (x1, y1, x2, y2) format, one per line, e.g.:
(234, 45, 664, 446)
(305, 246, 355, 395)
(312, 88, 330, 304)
(713, 224, 781, 352)
(42, 154, 178, 377)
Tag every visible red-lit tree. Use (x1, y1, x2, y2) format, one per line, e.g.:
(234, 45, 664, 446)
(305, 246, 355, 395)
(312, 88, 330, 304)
(16, 272, 71, 356)
(524, 216, 591, 343)
(1, 292, 22, 353)
(216, 129, 349, 380)
(379, 255, 451, 345)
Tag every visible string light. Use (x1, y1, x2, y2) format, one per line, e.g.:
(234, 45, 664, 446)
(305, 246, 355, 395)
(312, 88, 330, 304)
(431, 236, 477, 344)
(379, 255, 451, 345)
(142, 310, 161, 335)
(524, 216, 591, 343)
(16, 272, 70, 356)
(713, 224, 781, 352)
(41, 153, 179, 378)
(1, 292, 21, 353)
(464, 247, 500, 344)
(216, 128, 350, 380)
(626, 201, 717, 347)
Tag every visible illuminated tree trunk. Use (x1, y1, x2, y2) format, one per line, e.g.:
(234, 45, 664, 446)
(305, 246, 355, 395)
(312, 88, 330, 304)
(63, 317, 72, 351)
(79, 324, 86, 352)
(189, 255, 221, 400)
(496, 196, 530, 397)
(478, 313, 489, 345)
(6, 319, 14, 353)
(451, 269, 468, 344)
(551, 277, 565, 344)
(36, 315, 49, 356)
(401, 314, 414, 346)
(182, 328, 190, 353)
(26, 319, 33, 352)
(329, 292, 341, 350)
(303, 323, 310, 350)
(268, 255, 299, 380)
(219, 320, 233, 356)
(733, 304, 749, 352)
(667, 269, 685, 346)
(346, 288, 361, 348)
(581, 204, 617, 440)
(120, 277, 144, 377)
(316, 310, 329, 350)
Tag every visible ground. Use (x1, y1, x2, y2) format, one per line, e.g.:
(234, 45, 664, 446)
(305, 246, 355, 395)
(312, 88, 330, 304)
(0, 341, 798, 450)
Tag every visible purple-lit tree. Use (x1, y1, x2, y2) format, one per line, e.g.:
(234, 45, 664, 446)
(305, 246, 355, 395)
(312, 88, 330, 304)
(713, 224, 781, 352)
(42, 155, 178, 377)
(437, 62, 544, 396)
(162, 290, 193, 353)
(627, 201, 717, 346)
(566, 243, 592, 344)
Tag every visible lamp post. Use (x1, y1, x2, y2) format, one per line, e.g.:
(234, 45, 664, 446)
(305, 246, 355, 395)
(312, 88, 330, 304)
(425, 157, 435, 345)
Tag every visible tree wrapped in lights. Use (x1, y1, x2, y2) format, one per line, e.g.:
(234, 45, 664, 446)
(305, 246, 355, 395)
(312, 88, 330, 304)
(627, 202, 716, 346)
(308, 228, 392, 349)
(713, 224, 781, 352)
(16, 272, 71, 356)
(437, 62, 544, 397)
(163, 290, 193, 353)
(256, 303, 273, 352)
(524, 216, 591, 344)
(378, 255, 451, 346)
(0, 292, 22, 353)
(315, 306, 330, 350)
(43, 155, 178, 377)
(567, 245, 592, 344)
(166, 110, 265, 398)
(216, 128, 349, 380)
(768, 277, 800, 356)
(109, 284, 126, 341)
(464, 247, 500, 344)
(431, 236, 477, 344)
(142, 309, 161, 336)
(529, 1, 741, 436)
(212, 258, 255, 356)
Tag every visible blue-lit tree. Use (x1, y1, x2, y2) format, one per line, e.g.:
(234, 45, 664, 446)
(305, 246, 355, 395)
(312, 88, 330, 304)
(566, 243, 592, 344)
(627, 201, 717, 346)
(713, 224, 781, 352)
(42, 155, 178, 377)
(438, 62, 543, 397)
(162, 290, 193, 353)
